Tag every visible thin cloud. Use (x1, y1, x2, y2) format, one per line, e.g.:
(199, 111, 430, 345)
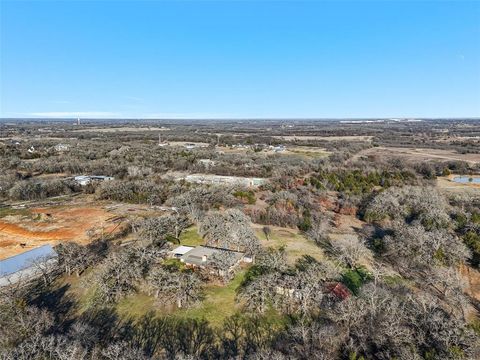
(27, 111, 120, 118)
(143, 112, 235, 119)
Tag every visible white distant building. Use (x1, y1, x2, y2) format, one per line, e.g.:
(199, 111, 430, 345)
(198, 159, 215, 168)
(184, 143, 197, 150)
(272, 145, 286, 152)
(183, 143, 209, 150)
(183, 174, 266, 187)
(74, 175, 114, 186)
(54, 143, 70, 152)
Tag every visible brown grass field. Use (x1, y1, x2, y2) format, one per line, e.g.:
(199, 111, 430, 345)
(352, 146, 480, 164)
(273, 135, 373, 142)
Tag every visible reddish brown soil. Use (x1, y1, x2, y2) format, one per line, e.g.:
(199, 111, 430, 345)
(0, 206, 119, 260)
(0, 222, 76, 239)
(461, 265, 480, 302)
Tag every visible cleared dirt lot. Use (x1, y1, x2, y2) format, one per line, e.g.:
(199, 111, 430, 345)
(0, 205, 120, 260)
(352, 146, 480, 164)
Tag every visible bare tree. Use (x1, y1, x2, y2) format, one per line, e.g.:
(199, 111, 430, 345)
(382, 222, 470, 274)
(327, 234, 373, 269)
(262, 226, 271, 241)
(101, 341, 148, 360)
(55, 242, 90, 277)
(199, 209, 260, 255)
(146, 267, 202, 308)
(209, 251, 239, 282)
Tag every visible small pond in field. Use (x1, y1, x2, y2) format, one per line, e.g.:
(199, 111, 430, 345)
(452, 176, 480, 184)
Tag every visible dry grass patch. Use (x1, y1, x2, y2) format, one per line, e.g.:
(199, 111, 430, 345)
(253, 224, 324, 264)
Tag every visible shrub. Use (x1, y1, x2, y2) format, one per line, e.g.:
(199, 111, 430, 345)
(341, 267, 371, 295)
(463, 231, 480, 268)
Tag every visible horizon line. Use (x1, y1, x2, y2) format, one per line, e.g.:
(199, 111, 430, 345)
(1, 117, 480, 121)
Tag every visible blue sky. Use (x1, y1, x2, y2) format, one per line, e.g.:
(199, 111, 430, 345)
(1, 0, 479, 119)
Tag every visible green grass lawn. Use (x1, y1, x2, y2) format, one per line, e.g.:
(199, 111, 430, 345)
(175, 269, 247, 328)
(60, 224, 298, 328)
(116, 292, 158, 319)
(288, 149, 330, 159)
(113, 269, 248, 326)
(179, 226, 205, 246)
(254, 225, 324, 264)
(64, 262, 248, 328)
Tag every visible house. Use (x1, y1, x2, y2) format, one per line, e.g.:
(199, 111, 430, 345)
(0, 245, 58, 287)
(175, 245, 247, 276)
(170, 245, 195, 259)
(74, 175, 114, 186)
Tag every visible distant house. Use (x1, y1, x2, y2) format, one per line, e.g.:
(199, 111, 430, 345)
(183, 143, 209, 150)
(273, 145, 286, 152)
(184, 143, 197, 150)
(0, 245, 58, 287)
(198, 159, 215, 168)
(74, 175, 114, 186)
(268, 145, 286, 153)
(54, 143, 70, 152)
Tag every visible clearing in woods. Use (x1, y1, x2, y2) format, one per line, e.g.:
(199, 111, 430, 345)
(252, 224, 324, 263)
(0, 205, 121, 260)
(351, 146, 480, 164)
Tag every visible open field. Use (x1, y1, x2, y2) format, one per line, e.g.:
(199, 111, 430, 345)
(273, 135, 373, 142)
(175, 269, 247, 327)
(253, 224, 324, 263)
(352, 146, 480, 164)
(72, 126, 170, 133)
(167, 141, 210, 147)
(286, 146, 331, 158)
(0, 203, 122, 260)
(65, 265, 249, 328)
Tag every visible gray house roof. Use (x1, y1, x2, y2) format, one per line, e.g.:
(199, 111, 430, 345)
(181, 246, 244, 267)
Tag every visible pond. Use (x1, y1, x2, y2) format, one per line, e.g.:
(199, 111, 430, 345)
(452, 176, 480, 184)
